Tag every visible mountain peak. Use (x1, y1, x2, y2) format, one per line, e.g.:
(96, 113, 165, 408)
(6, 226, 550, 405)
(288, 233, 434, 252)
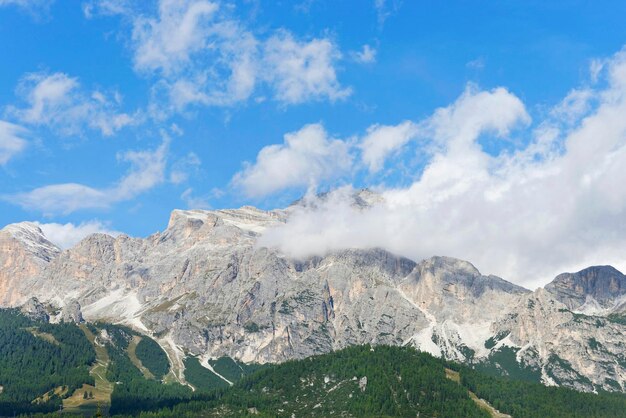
(545, 265, 626, 311)
(421, 255, 481, 276)
(1, 222, 60, 261)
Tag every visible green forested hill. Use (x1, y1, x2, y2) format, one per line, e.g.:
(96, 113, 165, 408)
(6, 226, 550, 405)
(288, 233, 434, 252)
(0, 309, 95, 415)
(126, 345, 626, 418)
(3, 307, 626, 418)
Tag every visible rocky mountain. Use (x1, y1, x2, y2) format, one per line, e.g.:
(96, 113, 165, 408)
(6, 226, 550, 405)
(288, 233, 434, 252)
(545, 266, 626, 314)
(1, 193, 626, 393)
(0, 222, 60, 306)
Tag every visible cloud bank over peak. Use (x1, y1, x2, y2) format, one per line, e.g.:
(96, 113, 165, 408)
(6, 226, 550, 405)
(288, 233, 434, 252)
(257, 47, 626, 288)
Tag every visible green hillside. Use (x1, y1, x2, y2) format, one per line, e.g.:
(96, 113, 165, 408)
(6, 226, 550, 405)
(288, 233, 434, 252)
(0, 309, 95, 415)
(3, 307, 626, 418)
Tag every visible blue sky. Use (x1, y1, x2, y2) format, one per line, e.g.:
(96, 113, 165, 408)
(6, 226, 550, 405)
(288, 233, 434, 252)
(2, 1, 626, 285)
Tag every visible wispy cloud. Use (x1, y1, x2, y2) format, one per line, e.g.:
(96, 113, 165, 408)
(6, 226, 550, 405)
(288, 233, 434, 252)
(352, 44, 377, 64)
(8, 139, 169, 215)
(263, 31, 351, 104)
(466, 57, 485, 70)
(180, 187, 211, 209)
(0, 0, 54, 16)
(6, 72, 137, 137)
(373, 0, 400, 27)
(169, 152, 201, 184)
(0, 120, 28, 165)
(85, 0, 350, 112)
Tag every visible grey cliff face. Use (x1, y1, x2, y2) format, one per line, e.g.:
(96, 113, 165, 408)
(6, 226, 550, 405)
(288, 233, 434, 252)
(545, 266, 626, 313)
(61, 299, 84, 323)
(0, 222, 60, 306)
(490, 288, 626, 391)
(1, 197, 626, 393)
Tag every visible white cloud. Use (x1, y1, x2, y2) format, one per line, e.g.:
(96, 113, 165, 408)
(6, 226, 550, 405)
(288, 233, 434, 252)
(36, 220, 121, 249)
(352, 44, 377, 64)
(360, 121, 419, 173)
(113, 139, 169, 200)
(132, 0, 219, 75)
(259, 47, 626, 288)
(551, 88, 594, 123)
(263, 31, 351, 104)
(169, 152, 201, 184)
(0, 120, 28, 165)
(86, 0, 349, 111)
(9, 139, 169, 215)
(82, 0, 131, 19)
(425, 84, 530, 148)
(232, 123, 353, 198)
(7, 72, 136, 137)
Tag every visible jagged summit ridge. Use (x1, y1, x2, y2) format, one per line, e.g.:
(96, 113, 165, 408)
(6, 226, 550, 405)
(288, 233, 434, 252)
(1, 204, 626, 393)
(545, 265, 626, 313)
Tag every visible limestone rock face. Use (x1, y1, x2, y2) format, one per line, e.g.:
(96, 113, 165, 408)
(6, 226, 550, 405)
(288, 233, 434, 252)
(1, 195, 626, 393)
(545, 266, 626, 313)
(0, 222, 60, 306)
(491, 289, 626, 391)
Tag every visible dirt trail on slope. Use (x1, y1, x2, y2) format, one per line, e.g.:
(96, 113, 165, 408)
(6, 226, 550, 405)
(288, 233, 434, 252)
(445, 368, 512, 418)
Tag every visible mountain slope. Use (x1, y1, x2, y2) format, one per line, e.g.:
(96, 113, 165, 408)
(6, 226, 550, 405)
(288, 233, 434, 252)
(110, 345, 626, 418)
(1, 197, 626, 394)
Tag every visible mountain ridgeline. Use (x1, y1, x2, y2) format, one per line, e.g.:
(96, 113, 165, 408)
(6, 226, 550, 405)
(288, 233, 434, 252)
(1, 191, 626, 415)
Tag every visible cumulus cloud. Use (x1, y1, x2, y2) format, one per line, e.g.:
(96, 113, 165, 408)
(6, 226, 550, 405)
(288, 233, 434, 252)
(36, 220, 121, 249)
(0, 120, 28, 165)
(263, 31, 351, 104)
(360, 121, 420, 173)
(180, 187, 211, 209)
(9, 139, 169, 215)
(232, 123, 353, 198)
(86, 0, 349, 111)
(258, 47, 626, 288)
(6, 72, 136, 137)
